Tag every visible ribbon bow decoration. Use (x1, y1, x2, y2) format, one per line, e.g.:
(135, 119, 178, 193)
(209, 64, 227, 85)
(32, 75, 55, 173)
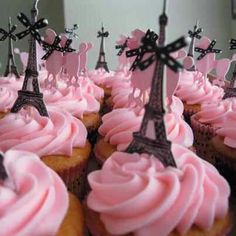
(16, 12, 48, 43)
(128, 32, 187, 73)
(195, 39, 222, 60)
(64, 24, 79, 40)
(97, 28, 109, 38)
(188, 25, 202, 40)
(0, 25, 17, 41)
(126, 29, 158, 71)
(41, 35, 62, 60)
(229, 39, 236, 50)
(115, 38, 129, 56)
(58, 38, 75, 53)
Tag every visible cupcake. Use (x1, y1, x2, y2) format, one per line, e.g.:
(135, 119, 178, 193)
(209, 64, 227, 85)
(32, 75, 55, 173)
(44, 86, 101, 137)
(191, 97, 236, 164)
(85, 144, 231, 236)
(95, 96, 194, 165)
(0, 150, 84, 236)
(175, 70, 224, 124)
(0, 107, 91, 199)
(210, 110, 236, 191)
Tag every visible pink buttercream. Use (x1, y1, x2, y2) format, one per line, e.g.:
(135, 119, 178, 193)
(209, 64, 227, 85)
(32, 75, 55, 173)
(88, 69, 114, 86)
(175, 70, 224, 105)
(0, 107, 87, 156)
(0, 86, 18, 112)
(44, 86, 100, 118)
(99, 106, 193, 149)
(88, 145, 230, 236)
(195, 97, 236, 128)
(0, 150, 68, 236)
(216, 111, 236, 148)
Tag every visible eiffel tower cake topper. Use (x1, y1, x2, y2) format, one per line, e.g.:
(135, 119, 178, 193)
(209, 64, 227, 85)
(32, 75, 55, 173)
(125, 0, 188, 168)
(0, 17, 20, 78)
(0, 153, 8, 181)
(11, 0, 49, 117)
(186, 20, 202, 71)
(95, 24, 109, 72)
(223, 39, 236, 99)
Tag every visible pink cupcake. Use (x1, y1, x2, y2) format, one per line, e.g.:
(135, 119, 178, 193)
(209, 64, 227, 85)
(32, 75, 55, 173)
(0, 150, 85, 236)
(85, 144, 231, 236)
(175, 70, 224, 124)
(0, 107, 91, 198)
(191, 97, 236, 164)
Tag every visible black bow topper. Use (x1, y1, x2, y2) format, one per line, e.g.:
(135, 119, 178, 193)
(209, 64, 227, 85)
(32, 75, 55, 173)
(138, 36, 188, 72)
(188, 25, 202, 40)
(0, 153, 7, 181)
(64, 24, 79, 40)
(229, 39, 236, 50)
(115, 38, 129, 56)
(16, 12, 48, 43)
(57, 38, 75, 53)
(126, 29, 158, 71)
(0, 24, 17, 41)
(97, 27, 109, 38)
(41, 35, 62, 60)
(195, 39, 222, 60)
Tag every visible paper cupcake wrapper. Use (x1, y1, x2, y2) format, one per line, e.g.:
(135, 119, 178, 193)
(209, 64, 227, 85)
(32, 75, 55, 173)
(211, 147, 236, 193)
(57, 161, 88, 200)
(191, 115, 217, 165)
(183, 104, 200, 126)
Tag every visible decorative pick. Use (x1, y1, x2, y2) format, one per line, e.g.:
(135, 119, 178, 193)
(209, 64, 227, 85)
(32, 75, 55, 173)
(41, 35, 62, 60)
(58, 38, 75, 53)
(16, 12, 48, 43)
(0, 153, 8, 181)
(64, 24, 79, 40)
(126, 0, 188, 168)
(95, 24, 109, 72)
(0, 17, 20, 78)
(115, 37, 129, 56)
(126, 29, 158, 71)
(222, 39, 236, 99)
(195, 39, 222, 60)
(186, 20, 202, 71)
(11, 0, 49, 117)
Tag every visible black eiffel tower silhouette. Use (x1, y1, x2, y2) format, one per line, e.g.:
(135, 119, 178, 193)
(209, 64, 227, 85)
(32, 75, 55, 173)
(11, 0, 48, 117)
(126, 0, 187, 168)
(0, 17, 20, 78)
(223, 39, 236, 99)
(187, 20, 202, 71)
(95, 24, 109, 72)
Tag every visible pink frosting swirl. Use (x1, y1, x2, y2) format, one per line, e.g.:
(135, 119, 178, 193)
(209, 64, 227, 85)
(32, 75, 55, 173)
(44, 86, 100, 118)
(175, 70, 224, 105)
(0, 86, 18, 112)
(99, 106, 193, 149)
(216, 111, 236, 148)
(0, 150, 68, 236)
(88, 145, 230, 236)
(88, 69, 114, 86)
(0, 107, 87, 156)
(194, 97, 236, 128)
